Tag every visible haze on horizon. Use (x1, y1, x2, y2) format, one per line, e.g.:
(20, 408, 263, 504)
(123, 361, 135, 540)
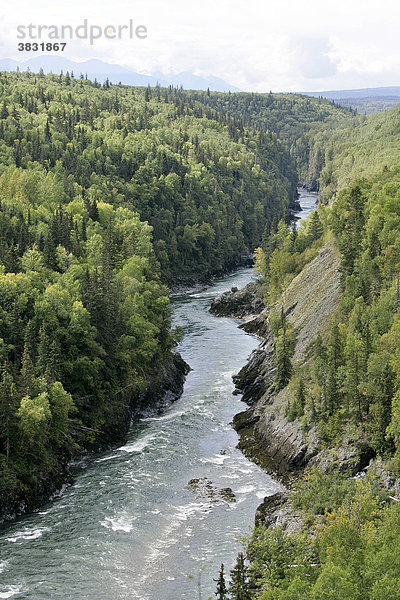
(0, 0, 399, 93)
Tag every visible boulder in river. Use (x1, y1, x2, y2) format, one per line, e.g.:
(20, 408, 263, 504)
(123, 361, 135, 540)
(210, 280, 265, 318)
(187, 477, 236, 503)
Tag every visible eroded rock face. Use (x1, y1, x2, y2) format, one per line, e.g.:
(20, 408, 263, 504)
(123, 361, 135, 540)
(255, 492, 304, 535)
(277, 241, 341, 364)
(137, 352, 191, 418)
(232, 241, 343, 476)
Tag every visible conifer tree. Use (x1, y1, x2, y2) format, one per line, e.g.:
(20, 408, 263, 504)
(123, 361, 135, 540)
(308, 209, 323, 242)
(275, 311, 293, 392)
(0, 368, 19, 463)
(20, 343, 35, 398)
(215, 563, 227, 600)
(228, 553, 251, 600)
(296, 377, 306, 417)
(289, 220, 298, 253)
(326, 324, 342, 414)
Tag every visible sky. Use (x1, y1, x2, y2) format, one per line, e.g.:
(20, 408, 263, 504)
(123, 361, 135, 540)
(1, 0, 400, 92)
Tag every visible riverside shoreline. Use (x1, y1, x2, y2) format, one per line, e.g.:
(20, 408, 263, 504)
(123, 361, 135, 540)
(0, 351, 190, 525)
(210, 259, 400, 532)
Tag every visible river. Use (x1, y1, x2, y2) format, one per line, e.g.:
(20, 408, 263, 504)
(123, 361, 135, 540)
(0, 191, 317, 600)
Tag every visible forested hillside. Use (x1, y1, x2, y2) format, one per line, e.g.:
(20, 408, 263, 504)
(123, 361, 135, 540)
(0, 161, 177, 517)
(223, 95, 400, 600)
(318, 103, 400, 200)
(254, 101, 400, 461)
(0, 71, 304, 520)
(0, 71, 298, 284)
(189, 90, 355, 187)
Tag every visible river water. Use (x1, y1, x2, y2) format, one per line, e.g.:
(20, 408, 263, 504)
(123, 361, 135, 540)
(295, 188, 318, 221)
(0, 191, 317, 600)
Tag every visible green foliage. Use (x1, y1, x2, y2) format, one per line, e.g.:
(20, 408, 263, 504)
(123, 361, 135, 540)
(255, 206, 327, 303)
(318, 103, 400, 202)
(228, 553, 251, 600)
(0, 71, 297, 284)
(286, 377, 306, 421)
(213, 80, 400, 600)
(232, 476, 399, 600)
(294, 176, 400, 457)
(214, 563, 228, 600)
(0, 71, 305, 513)
(190, 90, 353, 181)
(291, 467, 356, 517)
(226, 98, 400, 600)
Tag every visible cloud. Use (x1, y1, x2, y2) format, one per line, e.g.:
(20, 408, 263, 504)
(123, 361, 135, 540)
(292, 37, 338, 79)
(1, 0, 400, 92)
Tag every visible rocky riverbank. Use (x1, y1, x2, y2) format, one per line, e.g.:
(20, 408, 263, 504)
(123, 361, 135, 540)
(209, 280, 265, 318)
(0, 351, 190, 525)
(211, 239, 391, 531)
(169, 253, 256, 297)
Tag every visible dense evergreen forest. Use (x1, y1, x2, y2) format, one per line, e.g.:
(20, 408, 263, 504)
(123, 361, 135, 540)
(2, 66, 400, 598)
(189, 90, 355, 186)
(0, 71, 299, 284)
(0, 71, 310, 518)
(224, 101, 400, 599)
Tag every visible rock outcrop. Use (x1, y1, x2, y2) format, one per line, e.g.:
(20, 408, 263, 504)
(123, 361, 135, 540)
(210, 280, 265, 318)
(232, 240, 343, 476)
(255, 492, 304, 534)
(137, 352, 191, 418)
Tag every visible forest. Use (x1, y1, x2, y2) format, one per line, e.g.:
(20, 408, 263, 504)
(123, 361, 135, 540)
(0, 71, 299, 284)
(2, 66, 400, 599)
(189, 90, 355, 185)
(224, 98, 400, 599)
(0, 71, 309, 518)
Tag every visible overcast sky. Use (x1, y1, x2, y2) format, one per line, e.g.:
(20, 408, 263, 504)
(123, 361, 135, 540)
(1, 0, 400, 92)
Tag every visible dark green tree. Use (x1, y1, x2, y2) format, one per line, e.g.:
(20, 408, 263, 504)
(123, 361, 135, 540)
(0, 369, 19, 463)
(275, 328, 293, 393)
(308, 210, 323, 242)
(228, 553, 251, 600)
(215, 563, 228, 600)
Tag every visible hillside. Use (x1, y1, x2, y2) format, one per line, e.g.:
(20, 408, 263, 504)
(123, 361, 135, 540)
(0, 71, 298, 284)
(0, 71, 299, 520)
(318, 102, 400, 200)
(211, 96, 400, 598)
(304, 86, 400, 114)
(187, 90, 355, 186)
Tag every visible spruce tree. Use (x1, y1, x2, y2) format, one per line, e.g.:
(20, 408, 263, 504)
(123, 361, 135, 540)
(289, 220, 298, 253)
(326, 325, 342, 414)
(215, 563, 227, 600)
(228, 553, 251, 600)
(20, 343, 35, 397)
(308, 210, 323, 242)
(296, 377, 306, 417)
(0, 368, 19, 463)
(43, 231, 58, 271)
(275, 329, 292, 392)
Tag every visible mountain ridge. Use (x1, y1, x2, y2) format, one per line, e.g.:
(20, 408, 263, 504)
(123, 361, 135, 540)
(0, 56, 241, 92)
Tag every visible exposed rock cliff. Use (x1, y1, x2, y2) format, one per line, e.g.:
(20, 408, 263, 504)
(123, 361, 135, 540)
(232, 240, 344, 477)
(255, 492, 304, 534)
(219, 239, 382, 529)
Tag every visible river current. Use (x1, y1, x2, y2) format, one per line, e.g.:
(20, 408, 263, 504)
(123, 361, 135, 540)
(0, 191, 317, 600)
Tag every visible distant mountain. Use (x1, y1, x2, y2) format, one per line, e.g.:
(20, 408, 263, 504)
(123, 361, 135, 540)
(303, 86, 400, 100)
(302, 86, 400, 113)
(0, 56, 240, 92)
